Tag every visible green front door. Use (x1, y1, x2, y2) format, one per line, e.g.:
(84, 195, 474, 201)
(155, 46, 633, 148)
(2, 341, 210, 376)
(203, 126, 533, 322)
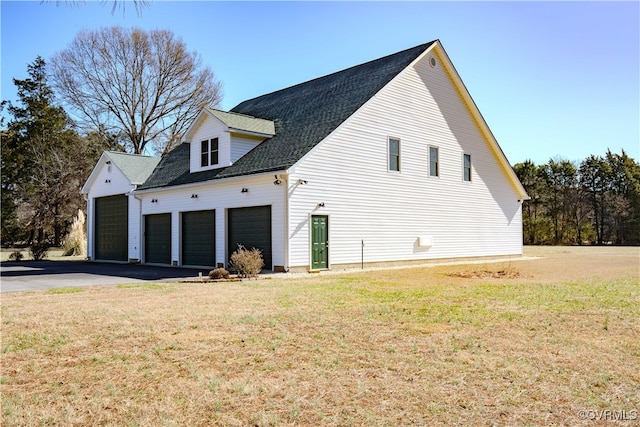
(311, 215, 328, 270)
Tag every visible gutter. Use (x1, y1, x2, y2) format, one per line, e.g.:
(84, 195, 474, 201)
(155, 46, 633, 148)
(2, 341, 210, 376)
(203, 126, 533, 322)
(132, 170, 287, 195)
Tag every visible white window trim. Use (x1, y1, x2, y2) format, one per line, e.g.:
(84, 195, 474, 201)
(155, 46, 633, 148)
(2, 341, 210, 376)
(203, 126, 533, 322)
(463, 153, 472, 182)
(200, 137, 220, 169)
(428, 145, 440, 178)
(387, 136, 401, 173)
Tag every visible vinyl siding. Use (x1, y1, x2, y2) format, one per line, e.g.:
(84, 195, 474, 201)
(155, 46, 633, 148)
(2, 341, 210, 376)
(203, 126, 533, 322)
(288, 50, 522, 268)
(138, 174, 285, 269)
(230, 136, 260, 163)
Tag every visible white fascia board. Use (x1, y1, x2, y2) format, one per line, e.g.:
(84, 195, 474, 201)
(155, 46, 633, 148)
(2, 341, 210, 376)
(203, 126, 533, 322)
(228, 128, 274, 139)
(432, 42, 530, 201)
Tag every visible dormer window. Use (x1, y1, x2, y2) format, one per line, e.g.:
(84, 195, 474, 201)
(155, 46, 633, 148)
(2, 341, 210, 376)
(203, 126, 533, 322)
(201, 138, 219, 167)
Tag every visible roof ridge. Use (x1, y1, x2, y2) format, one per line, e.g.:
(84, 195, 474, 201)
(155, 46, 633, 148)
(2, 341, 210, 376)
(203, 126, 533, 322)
(232, 41, 436, 109)
(205, 106, 267, 120)
(108, 151, 159, 159)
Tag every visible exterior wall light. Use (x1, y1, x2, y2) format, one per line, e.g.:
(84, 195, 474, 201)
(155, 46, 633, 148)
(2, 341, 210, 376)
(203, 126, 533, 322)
(273, 175, 282, 185)
(297, 179, 308, 185)
(151, 198, 158, 203)
(241, 188, 249, 193)
(191, 194, 198, 199)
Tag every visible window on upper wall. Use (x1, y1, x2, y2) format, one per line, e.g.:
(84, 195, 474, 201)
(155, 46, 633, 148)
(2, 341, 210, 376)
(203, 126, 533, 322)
(388, 137, 400, 172)
(429, 146, 439, 177)
(201, 138, 219, 167)
(463, 153, 472, 182)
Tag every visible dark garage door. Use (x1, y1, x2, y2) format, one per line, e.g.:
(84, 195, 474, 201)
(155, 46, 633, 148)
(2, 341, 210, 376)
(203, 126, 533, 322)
(94, 195, 128, 261)
(182, 210, 216, 267)
(145, 213, 171, 265)
(228, 205, 272, 269)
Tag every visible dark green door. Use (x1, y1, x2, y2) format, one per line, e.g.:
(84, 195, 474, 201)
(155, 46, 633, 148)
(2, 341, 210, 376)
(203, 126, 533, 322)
(145, 213, 171, 264)
(228, 206, 272, 269)
(94, 195, 128, 261)
(311, 215, 329, 270)
(182, 210, 215, 267)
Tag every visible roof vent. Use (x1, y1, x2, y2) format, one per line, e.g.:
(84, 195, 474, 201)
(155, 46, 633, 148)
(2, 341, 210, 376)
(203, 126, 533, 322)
(429, 57, 437, 68)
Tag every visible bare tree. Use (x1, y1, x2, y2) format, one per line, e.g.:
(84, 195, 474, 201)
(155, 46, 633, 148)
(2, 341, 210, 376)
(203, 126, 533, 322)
(45, 1, 150, 17)
(51, 27, 222, 154)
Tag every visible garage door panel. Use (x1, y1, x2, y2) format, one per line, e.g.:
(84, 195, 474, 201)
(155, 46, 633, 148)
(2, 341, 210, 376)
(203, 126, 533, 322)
(145, 213, 171, 265)
(182, 210, 215, 267)
(228, 206, 272, 269)
(95, 195, 128, 261)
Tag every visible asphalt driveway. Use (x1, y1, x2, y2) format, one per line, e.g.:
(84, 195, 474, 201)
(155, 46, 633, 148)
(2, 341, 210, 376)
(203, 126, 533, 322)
(0, 260, 207, 293)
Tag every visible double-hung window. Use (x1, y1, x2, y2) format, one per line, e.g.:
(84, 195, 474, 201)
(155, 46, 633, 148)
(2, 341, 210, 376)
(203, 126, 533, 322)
(463, 153, 472, 182)
(388, 137, 400, 172)
(200, 138, 219, 167)
(429, 146, 439, 177)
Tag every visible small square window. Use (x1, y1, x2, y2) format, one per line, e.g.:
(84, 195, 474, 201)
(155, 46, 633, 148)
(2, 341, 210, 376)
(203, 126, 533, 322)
(388, 138, 400, 172)
(429, 146, 439, 177)
(463, 153, 472, 182)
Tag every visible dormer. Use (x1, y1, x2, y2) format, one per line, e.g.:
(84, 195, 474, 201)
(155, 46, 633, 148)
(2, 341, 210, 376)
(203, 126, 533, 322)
(182, 107, 275, 173)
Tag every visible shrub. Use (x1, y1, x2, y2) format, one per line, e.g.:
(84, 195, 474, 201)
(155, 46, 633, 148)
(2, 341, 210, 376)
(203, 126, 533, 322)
(229, 244, 264, 278)
(62, 210, 87, 256)
(29, 242, 49, 261)
(8, 250, 24, 261)
(208, 268, 230, 280)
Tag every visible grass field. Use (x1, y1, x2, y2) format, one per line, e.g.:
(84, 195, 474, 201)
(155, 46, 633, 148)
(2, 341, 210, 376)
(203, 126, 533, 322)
(1, 246, 639, 426)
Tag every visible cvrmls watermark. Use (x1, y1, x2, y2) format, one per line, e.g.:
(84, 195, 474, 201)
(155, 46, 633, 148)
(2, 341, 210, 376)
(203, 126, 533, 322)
(578, 409, 638, 421)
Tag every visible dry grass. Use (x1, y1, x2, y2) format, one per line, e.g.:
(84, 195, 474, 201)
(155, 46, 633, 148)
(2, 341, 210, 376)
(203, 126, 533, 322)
(1, 246, 639, 426)
(0, 248, 84, 262)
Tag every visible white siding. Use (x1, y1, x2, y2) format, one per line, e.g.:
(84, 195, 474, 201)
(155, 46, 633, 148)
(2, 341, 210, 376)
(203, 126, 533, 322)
(189, 118, 232, 172)
(230, 135, 260, 163)
(138, 174, 286, 269)
(288, 51, 522, 268)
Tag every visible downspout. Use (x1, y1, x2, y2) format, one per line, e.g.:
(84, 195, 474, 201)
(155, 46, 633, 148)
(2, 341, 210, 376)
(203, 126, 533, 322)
(130, 185, 141, 263)
(283, 173, 290, 272)
(83, 194, 90, 260)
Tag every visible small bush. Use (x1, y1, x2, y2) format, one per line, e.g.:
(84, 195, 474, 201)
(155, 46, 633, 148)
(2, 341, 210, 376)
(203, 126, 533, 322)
(229, 244, 264, 278)
(8, 250, 24, 261)
(209, 268, 230, 280)
(29, 242, 49, 261)
(63, 210, 87, 256)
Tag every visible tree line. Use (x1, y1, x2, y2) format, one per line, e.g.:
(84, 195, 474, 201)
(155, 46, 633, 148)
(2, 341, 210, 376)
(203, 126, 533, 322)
(513, 152, 640, 246)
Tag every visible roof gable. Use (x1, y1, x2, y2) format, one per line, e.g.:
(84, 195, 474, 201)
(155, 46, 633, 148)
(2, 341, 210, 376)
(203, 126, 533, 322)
(107, 151, 160, 185)
(82, 151, 160, 193)
(429, 44, 528, 199)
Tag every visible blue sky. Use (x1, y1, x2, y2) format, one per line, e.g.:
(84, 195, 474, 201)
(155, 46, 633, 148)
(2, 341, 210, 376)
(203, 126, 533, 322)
(2, 1, 638, 165)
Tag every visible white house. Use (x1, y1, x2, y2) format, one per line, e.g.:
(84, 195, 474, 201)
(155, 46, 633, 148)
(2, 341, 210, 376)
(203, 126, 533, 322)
(82, 40, 529, 272)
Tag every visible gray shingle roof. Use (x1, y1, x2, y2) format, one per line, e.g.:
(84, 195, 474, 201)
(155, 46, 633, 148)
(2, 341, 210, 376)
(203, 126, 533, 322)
(138, 41, 435, 190)
(205, 107, 275, 136)
(107, 151, 160, 185)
